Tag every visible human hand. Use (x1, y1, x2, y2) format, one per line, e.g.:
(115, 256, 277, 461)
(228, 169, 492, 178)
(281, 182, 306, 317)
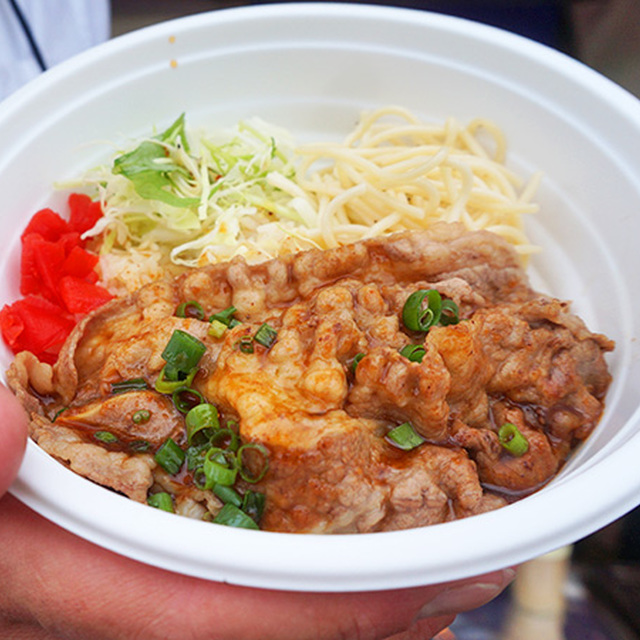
(0, 384, 514, 640)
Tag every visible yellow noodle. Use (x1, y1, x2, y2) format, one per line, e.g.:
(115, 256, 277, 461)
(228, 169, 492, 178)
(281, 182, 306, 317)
(294, 106, 539, 258)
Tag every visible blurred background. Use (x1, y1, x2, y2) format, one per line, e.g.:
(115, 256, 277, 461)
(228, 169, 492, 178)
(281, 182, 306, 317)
(111, 0, 640, 100)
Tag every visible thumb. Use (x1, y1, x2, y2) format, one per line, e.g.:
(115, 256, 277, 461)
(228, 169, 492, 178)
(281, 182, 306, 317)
(0, 383, 28, 496)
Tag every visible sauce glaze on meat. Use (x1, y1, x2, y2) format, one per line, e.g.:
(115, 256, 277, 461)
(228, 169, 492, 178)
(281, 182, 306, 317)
(8, 223, 614, 533)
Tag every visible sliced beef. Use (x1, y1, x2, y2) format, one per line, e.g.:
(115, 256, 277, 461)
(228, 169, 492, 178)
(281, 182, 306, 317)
(54, 390, 185, 449)
(30, 414, 155, 502)
(7, 223, 614, 532)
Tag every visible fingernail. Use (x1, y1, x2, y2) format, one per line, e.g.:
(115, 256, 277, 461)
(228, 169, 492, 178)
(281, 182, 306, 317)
(416, 569, 516, 620)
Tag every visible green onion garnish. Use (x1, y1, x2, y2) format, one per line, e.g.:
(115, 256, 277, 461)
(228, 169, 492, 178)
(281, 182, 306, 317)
(237, 442, 270, 483)
(155, 437, 186, 475)
(94, 431, 118, 444)
(209, 305, 240, 327)
(172, 386, 204, 414)
(210, 427, 240, 453)
(111, 378, 148, 394)
(52, 407, 67, 422)
(186, 442, 209, 472)
(254, 323, 278, 349)
(386, 422, 425, 451)
(185, 403, 219, 444)
(160, 329, 207, 382)
(237, 336, 255, 354)
(154, 365, 197, 394)
(242, 490, 266, 523)
(213, 503, 259, 530)
(402, 289, 443, 332)
(208, 319, 228, 339)
(129, 439, 151, 453)
(498, 423, 529, 457)
(132, 409, 151, 424)
(440, 299, 460, 326)
(147, 492, 174, 513)
(203, 448, 238, 488)
(399, 344, 426, 363)
(212, 484, 243, 508)
(175, 300, 206, 321)
(401, 290, 460, 333)
(351, 353, 365, 372)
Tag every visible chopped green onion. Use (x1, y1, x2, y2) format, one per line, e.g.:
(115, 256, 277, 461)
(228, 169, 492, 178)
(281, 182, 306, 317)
(132, 409, 151, 424)
(399, 344, 426, 363)
(94, 431, 118, 444)
(154, 365, 197, 394)
(237, 442, 270, 483)
(186, 442, 209, 471)
(147, 492, 174, 513)
(208, 319, 228, 339)
(402, 289, 442, 332)
(498, 423, 529, 457)
(160, 329, 207, 382)
(236, 336, 255, 354)
(52, 407, 67, 422)
(440, 299, 460, 326)
(209, 305, 240, 327)
(111, 378, 148, 394)
(210, 427, 240, 453)
(175, 300, 206, 321)
(386, 422, 425, 451)
(129, 439, 151, 453)
(351, 353, 365, 372)
(242, 490, 266, 523)
(203, 448, 238, 488)
(155, 437, 186, 475)
(213, 503, 259, 530)
(212, 484, 243, 507)
(254, 323, 278, 349)
(185, 403, 220, 444)
(402, 289, 460, 332)
(172, 386, 204, 414)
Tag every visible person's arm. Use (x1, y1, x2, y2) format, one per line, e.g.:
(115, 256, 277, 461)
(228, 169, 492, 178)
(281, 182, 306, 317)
(0, 0, 110, 101)
(0, 385, 513, 640)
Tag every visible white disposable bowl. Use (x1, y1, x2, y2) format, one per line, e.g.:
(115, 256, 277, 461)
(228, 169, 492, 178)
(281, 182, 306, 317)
(1, 3, 639, 592)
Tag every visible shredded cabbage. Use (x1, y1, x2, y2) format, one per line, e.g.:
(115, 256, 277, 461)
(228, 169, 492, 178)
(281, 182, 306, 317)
(78, 114, 322, 292)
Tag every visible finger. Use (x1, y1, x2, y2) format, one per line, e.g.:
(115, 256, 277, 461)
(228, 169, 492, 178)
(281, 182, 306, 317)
(0, 496, 513, 640)
(383, 615, 455, 640)
(412, 566, 516, 620)
(0, 383, 29, 495)
(386, 568, 516, 640)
